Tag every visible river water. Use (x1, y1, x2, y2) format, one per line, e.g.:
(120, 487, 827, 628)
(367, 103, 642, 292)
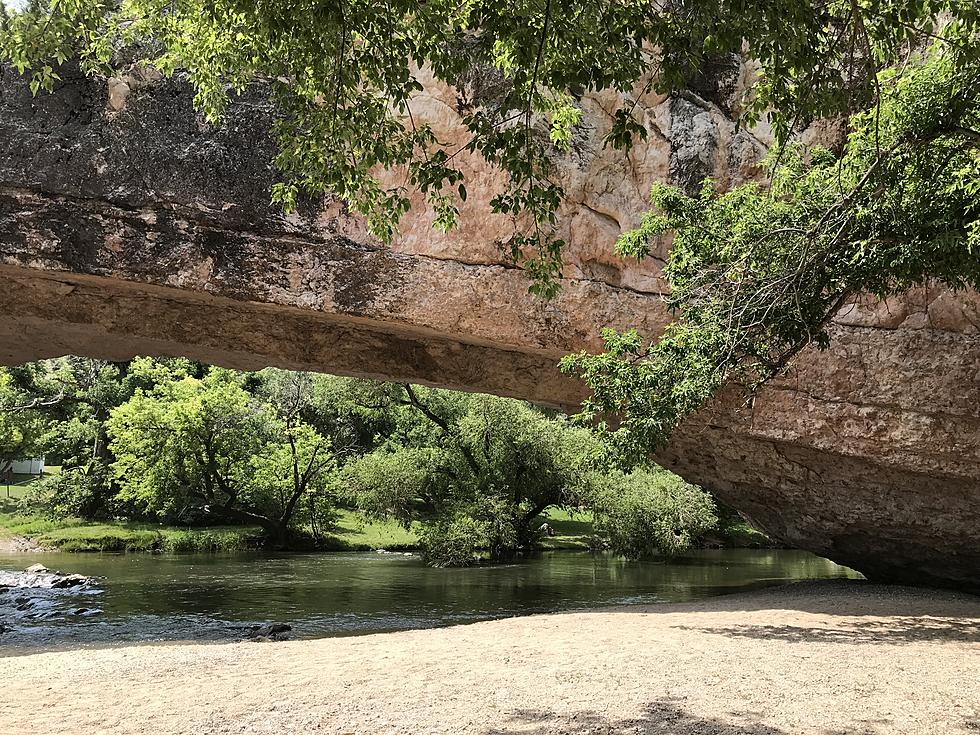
(0, 549, 860, 652)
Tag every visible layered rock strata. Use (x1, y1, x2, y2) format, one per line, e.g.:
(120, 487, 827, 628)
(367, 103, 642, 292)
(1, 64, 976, 589)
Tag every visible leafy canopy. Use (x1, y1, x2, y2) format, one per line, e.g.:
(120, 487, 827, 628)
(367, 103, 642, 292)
(107, 366, 336, 541)
(0, 369, 47, 471)
(7, 354, 721, 561)
(590, 468, 717, 559)
(344, 387, 599, 563)
(342, 385, 717, 565)
(562, 52, 980, 457)
(2, 0, 978, 295)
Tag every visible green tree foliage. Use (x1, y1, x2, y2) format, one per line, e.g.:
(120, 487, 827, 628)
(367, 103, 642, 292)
(253, 369, 342, 540)
(344, 387, 599, 564)
(19, 464, 111, 518)
(1, 357, 143, 482)
(7, 355, 720, 561)
(342, 385, 718, 565)
(2, 0, 976, 297)
(0, 368, 47, 475)
(6, 356, 201, 517)
(295, 373, 400, 459)
(106, 367, 336, 546)
(589, 469, 717, 559)
(562, 52, 980, 456)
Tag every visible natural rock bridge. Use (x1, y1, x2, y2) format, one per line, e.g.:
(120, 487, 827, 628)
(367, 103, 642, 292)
(1, 64, 978, 591)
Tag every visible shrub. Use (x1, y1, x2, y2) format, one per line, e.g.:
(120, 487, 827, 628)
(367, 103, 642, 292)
(19, 465, 115, 519)
(161, 530, 198, 553)
(160, 529, 255, 553)
(590, 469, 718, 559)
(418, 515, 487, 567)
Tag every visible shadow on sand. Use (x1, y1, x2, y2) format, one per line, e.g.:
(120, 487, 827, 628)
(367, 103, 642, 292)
(675, 615, 980, 645)
(480, 699, 944, 735)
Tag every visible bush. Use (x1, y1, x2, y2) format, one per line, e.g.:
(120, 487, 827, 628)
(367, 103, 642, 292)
(161, 529, 255, 553)
(344, 447, 441, 526)
(53, 533, 144, 553)
(19, 465, 115, 519)
(418, 515, 487, 567)
(590, 469, 718, 559)
(159, 530, 198, 553)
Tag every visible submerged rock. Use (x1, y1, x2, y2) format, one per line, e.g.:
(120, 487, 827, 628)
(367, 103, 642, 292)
(0, 565, 103, 631)
(72, 607, 102, 617)
(247, 623, 292, 641)
(51, 574, 90, 589)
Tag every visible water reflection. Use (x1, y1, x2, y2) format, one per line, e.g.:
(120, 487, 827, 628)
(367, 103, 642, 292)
(0, 549, 860, 652)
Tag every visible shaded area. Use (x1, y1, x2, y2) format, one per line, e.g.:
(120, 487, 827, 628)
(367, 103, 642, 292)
(481, 699, 952, 735)
(485, 702, 792, 735)
(678, 616, 980, 645)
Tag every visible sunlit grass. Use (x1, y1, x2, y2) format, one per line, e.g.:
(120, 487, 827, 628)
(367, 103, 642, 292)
(322, 509, 418, 551)
(0, 507, 418, 553)
(537, 507, 596, 550)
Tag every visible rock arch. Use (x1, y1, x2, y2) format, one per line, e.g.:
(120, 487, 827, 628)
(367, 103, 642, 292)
(1, 64, 977, 590)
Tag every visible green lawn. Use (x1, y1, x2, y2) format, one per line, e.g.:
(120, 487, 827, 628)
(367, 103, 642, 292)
(537, 507, 596, 550)
(321, 509, 419, 551)
(0, 507, 575, 554)
(1, 465, 61, 503)
(0, 505, 419, 553)
(0, 512, 263, 552)
(0, 467, 419, 552)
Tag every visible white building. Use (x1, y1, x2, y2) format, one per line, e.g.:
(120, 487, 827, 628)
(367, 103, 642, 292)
(9, 457, 44, 475)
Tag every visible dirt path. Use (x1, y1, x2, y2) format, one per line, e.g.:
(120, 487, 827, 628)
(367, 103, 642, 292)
(0, 534, 49, 553)
(1, 581, 977, 735)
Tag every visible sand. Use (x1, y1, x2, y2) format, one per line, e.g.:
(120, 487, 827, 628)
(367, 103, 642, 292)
(1, 580, 977, 735)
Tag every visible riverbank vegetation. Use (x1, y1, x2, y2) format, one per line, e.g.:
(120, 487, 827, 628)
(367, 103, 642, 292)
(1, 357, 763, 564)
(0, 505, 766, 555)
(0, 507, 418, 553)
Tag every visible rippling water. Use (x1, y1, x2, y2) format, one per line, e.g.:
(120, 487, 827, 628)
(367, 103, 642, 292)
(0, 549, 860, 652)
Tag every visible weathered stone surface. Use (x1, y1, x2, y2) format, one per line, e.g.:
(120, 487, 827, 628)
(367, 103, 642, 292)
(0, 64, 977, 590)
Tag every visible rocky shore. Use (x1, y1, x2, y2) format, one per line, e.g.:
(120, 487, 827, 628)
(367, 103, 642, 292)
(0, 564, 102, 637)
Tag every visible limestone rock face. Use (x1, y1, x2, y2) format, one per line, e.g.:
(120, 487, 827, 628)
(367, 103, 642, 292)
(0, 64, 977, 590)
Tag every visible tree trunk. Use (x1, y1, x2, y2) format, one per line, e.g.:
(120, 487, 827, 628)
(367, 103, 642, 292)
(205, 503, 288, 550)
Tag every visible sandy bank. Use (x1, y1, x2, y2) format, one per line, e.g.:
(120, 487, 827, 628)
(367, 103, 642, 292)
(0, 535, 49, 553)
(1, 580, 977, 735)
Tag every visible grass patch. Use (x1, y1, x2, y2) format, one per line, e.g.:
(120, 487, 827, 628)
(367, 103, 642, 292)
(0, 466, 64, 513)
(0, 512, 262, 553)
(537, 507, 596, 550)
(0, 508, 415, 554)
(319, 509, 419, 551)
